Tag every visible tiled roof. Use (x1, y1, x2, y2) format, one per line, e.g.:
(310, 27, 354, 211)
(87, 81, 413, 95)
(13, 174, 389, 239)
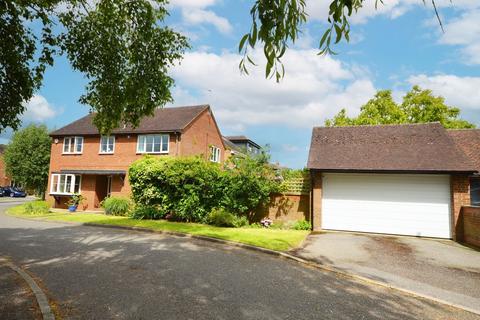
(50, 105, 209, 136)
(448, 129, 480, 173)
(307, 122, 477, 173)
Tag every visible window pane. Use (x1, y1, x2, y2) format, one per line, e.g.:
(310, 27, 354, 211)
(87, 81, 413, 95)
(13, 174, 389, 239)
(63, 139, 69, 153)
(471, 179, 480, 206)
(75, 137, 83, 152)
(146, 136, 154, 152)
(161, 135, 168, 152)
(74, 175, 81, 193)
(59, 175, 66, 193)
(65, 175, 73, 193)
(52, 175, 59, 193)
(137, 136, 145, 152)
(100, 136, 107, 152)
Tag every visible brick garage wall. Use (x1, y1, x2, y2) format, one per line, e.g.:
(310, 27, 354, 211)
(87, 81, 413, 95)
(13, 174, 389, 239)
(0, 155, 10, 186)
(311, 171, 322, 231)
(460, 206, 480, 248)
(253, 193, 310, 222)
(451, 174, 471, 240)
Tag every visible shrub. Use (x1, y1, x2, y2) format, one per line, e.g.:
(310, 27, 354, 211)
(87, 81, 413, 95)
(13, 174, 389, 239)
(130, 205, 165, 220)
(232, 215, 249, 228)
(292, 220, 311, 230)
(24, 201, 49, 215)
(101, 197, 132, 216)
(206, 208, 236, 227)
(221, 153, 281, 216)
(129, 156, 223, 222)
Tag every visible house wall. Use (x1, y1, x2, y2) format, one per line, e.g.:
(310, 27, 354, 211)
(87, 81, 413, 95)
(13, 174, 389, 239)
(460, 206, 480, 248)
(180, 109, 225, 162)
(451, 174, 471, 240)
(0, 155, 10, 186)
(253, 193, 310, 223)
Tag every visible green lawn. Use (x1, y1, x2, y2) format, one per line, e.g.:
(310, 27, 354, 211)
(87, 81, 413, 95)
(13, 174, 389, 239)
(7, 203, 309, 251)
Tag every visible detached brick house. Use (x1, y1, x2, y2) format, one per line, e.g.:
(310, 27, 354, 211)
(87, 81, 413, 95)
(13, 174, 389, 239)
(307, 123, 479, 240)
(47, 105, 226, 210)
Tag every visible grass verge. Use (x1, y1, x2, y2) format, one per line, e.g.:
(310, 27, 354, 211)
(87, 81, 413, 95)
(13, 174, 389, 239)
(7, 202, 309, 251)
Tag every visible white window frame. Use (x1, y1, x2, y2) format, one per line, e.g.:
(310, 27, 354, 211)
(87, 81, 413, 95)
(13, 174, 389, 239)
(136, 134, 169, 154)
(210, 146, 221, 163)
(63, 136, 84, 154)
(50, 174, 82, 195)
(99, 135, 115, 154)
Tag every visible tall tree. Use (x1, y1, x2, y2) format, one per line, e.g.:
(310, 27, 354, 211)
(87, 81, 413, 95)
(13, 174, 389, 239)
(325, 86, 475, 129)
(4, 124, 51, 198)
(0, 0, 188, 133)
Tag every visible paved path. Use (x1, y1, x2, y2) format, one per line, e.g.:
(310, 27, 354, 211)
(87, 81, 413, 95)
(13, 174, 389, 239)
(296, 232, 480, 313)
(0, 203, 479, 320)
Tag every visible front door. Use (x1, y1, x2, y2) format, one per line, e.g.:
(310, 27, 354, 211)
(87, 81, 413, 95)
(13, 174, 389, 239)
(95, 175, 112, 207)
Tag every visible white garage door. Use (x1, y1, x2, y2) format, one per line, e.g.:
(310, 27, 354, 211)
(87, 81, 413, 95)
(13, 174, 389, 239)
(322, 173, 451, 238)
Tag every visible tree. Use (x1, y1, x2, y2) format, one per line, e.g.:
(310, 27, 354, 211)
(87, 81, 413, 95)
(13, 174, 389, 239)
(0, 0, 188, 133)
(4, 124, 51, 198)
(240, 0, 445, 80)
(325, 86, 475, 129)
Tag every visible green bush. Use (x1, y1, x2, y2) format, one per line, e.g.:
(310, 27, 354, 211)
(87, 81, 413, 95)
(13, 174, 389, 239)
(292, 220, 311, 230)
(24, 201, 49, 215)
(101, 197, 132, 216)
(206, 208, 236, 227)
(128, 154, 281, 222)
(129, 156, 223, 222)
(130, 205, 165, 220)
(206, 208, 250, 228)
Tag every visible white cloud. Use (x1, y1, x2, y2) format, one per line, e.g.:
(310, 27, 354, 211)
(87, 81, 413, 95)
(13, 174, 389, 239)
(437, 9, 480, 65)
(169, 0, 232, 35)
(171, 49, 376, 131)
(22, 95, 56, 122)
(408, 74, 480, 110)
(181, 9, 232, 34)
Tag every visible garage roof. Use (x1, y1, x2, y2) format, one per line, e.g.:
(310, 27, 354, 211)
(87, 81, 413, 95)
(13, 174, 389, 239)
(448, 129, 480, 173)
(307, 122, 477, 173)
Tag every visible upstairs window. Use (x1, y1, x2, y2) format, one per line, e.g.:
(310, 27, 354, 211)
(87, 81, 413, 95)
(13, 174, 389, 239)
(137, 134, 169, 154)
(50, 174, 81, 195)
(100, 136, 115, 154)
(210, 146, 221, 163)
(63, 137, 83, 154)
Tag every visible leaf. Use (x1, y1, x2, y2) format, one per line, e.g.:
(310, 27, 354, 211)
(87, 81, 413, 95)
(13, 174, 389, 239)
(319, 29, 331, 49)
(334, 23, 342, 43)
(239, 34, 249, 53)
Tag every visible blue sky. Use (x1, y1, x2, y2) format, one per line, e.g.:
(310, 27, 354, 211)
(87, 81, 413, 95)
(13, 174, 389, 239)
(3, 0, 480, 168)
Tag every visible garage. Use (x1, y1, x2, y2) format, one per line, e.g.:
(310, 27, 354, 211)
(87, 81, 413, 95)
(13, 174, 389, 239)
(307, 123, 477, 239)
(321, 173, 451, 238)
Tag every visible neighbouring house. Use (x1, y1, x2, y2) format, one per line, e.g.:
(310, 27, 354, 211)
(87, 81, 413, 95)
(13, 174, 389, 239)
(47, 105, 226, 210)
(307, 122, 478, 240)
(0, 144, 11, 186)
(224, 135, 262, 156)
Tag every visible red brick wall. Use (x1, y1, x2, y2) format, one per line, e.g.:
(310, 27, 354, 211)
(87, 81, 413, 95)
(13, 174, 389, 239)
(311, 171, 322, 231)
(180, 109, 225, 162)
(460, 206, 480, 248)
(254, 193, 310, 223)
(0, 155, 11, 186)
(451, 175, 471, 240)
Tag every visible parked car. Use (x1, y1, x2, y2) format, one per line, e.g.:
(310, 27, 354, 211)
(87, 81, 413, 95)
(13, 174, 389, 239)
(0, 187, 4, 197)
(3, 187, 27, 198)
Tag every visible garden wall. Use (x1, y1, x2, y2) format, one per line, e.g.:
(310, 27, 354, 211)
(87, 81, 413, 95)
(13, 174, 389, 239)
(253, 193, 310, 222)
(460, 206, 480, 248)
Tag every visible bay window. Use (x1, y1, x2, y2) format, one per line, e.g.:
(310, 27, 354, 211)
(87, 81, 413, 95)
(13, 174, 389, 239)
(50, 174, 81, 194)
(63, 137, 83, 154)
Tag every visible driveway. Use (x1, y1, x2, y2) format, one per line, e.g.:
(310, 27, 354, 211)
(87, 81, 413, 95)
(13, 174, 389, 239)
(0, 203, 479, 319)
(295, 232, 480, 313)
